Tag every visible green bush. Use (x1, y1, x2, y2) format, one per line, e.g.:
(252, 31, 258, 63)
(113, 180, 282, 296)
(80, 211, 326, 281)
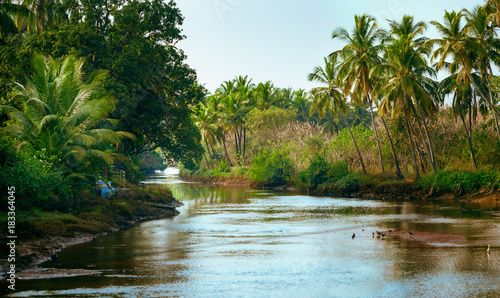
(295, 156, 350, 190)
(420, 170, 500, 194)
(327, 160, 350, 184)
(0, 135, 71, 210)
(249, 150, 295, 185)
(334, 173, 361, 192)
(214, 160, 231, 174)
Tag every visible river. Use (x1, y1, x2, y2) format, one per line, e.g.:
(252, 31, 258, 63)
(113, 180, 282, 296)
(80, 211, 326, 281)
(9, 169, 500, 297)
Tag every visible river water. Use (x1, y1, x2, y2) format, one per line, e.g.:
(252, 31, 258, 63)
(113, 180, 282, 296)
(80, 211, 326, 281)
(9, 170, 500, 297)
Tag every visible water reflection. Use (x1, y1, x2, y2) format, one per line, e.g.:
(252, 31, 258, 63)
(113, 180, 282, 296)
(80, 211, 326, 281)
(8, 173, 500, 297)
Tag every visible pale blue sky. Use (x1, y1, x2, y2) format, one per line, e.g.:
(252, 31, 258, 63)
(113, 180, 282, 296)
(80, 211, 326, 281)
(175, 0, 484, 93)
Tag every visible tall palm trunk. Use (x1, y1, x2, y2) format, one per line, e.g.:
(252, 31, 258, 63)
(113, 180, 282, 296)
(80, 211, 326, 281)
(203, 151, 210, 169)
(340, 111, 366, 174)
(368, 96, 385, 173)
(487, 73, 500, 141)
(381, 117, 403, 179)
(459, 106, 478, 170)
(414, 112, 435, 173)
(404, 115, 419, 179)
(222, 138, 233, 167)
(234, 128, 240, 155)
(459, 56, 500, 119)
(243, 126, 246, 157)
(416, 101, 436, 172)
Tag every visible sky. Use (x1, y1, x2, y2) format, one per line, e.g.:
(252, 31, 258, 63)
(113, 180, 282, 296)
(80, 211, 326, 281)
(175, 0, 485, 93)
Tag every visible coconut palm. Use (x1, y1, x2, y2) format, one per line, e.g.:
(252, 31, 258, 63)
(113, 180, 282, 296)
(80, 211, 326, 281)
(0, 0, 32, 39)
(383, 15, 438, 173)
(331, 14, 385, 173)
(308, 56, 366, 174)
(441, 74, 480, 170)
(1, 53, 133, 172)
(219, 92, 252, 159)
(430, 10, 500, 122)
(191, 100, 220, 168)
(464, 5, 500, 139)
(373, 28, 441, 178)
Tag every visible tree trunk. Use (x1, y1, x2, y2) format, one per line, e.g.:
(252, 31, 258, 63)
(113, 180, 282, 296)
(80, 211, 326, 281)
(234, 128, 240, 155)
(459, 106, 478, 170)
(381, 117, 403, 179)
(203, 151, 210, 169)
(341, 111, 366, 174)
(409, 119, 427, 172)
(459, 55, 500, 119)
(222, 138, 233, 167)
(414, 111, 435, 173)
(487, 68, 500, 141)
(416, 101, 436, 172)
(206, 143, 214, 168)
(243, 126, 246, 157)
(368, 96, 385, 173)
(405, 115, 419, 179)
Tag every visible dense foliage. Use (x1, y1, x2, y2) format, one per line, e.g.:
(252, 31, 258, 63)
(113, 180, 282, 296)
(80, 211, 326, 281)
(184, 2, 500, 194)
(0, 0, 204, 211)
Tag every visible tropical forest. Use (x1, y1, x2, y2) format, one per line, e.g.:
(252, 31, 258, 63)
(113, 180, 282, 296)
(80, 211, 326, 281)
(0, 0, 500, 295)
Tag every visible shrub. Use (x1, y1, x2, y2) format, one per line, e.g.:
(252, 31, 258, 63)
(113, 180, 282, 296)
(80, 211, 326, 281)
(249, 150, 295, 185)
(327, 160, 350, 184)
(214, 160, 231, 174)
(334, 173, 361, 192)
(420, 170, 500, 194)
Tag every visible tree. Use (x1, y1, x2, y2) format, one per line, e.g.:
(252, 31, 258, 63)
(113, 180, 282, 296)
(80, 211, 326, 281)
(0, 53, 133, 173)
(373, 29, 439, 178)
(331, 14, 385, 173)
(308, 56, 367, 174)
(430, 10, 500, 128)
(22, 0, 205, 166)
(441, 73, 480, 170)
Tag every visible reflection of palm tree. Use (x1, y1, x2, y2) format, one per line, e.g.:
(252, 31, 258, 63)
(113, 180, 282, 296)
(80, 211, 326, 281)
(308, 56, 366, 174)
(1, 53, 133, 171)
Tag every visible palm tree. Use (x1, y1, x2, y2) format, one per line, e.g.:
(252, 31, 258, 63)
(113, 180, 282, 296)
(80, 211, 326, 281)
(372, 33, 439, 178)
(441, 74, 479, 170)
(254, 81, 279, 110)
(191, 100, 221, 168)
(430, 10, 500, 124)
(385, 15, 438, 173)
(308, 56, 366, 174)
(0, 0, 32, 39)
(1, 53, 133, 172)
(464, 5, 500, 139)
(219, 92, 252, 160)
(331, 14, 385, 173)
(19, 0, 56, 33)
